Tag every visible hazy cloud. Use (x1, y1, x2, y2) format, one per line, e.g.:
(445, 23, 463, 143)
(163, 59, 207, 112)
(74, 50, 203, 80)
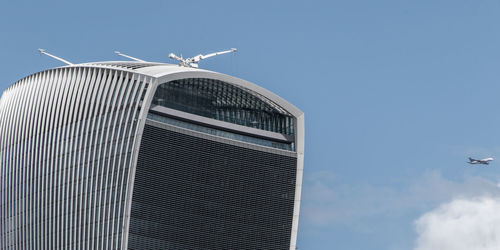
(301, 170, 500, 228)
(414, 196, 500, 250)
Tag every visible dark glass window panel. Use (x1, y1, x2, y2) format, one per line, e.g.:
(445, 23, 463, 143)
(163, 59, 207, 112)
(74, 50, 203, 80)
(152, 78, 295, 135)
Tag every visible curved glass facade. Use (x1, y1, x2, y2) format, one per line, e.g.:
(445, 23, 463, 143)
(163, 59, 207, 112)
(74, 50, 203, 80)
(129, 122, 297, 249)
(151, 78, 295, 135)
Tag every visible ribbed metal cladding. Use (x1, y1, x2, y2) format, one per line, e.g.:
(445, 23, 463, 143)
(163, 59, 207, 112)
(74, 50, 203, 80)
(128, 122, 297, 249)
(0, 67, 151, 249)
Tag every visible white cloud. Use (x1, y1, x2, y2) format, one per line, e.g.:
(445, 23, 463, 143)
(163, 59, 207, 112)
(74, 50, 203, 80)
(414, 196, 500, 250)
(300, 169, 500, 248)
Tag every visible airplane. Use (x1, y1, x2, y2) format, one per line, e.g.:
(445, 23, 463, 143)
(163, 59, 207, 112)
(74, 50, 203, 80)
(468, 157, 494, 165)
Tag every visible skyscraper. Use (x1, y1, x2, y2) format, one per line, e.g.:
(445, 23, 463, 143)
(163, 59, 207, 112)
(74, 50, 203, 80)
(0, 60, 304, 249)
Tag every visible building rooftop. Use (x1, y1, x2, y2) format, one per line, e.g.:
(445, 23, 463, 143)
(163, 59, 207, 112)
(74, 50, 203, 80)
(80, 61, 172, 70)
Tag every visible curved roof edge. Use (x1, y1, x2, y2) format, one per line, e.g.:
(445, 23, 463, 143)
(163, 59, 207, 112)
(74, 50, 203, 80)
(136, 65, 304, 119)
(4, 61, 303, 119)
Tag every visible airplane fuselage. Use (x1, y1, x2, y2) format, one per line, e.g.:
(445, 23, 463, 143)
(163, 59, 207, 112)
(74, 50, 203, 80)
(468, 157, 494, 165)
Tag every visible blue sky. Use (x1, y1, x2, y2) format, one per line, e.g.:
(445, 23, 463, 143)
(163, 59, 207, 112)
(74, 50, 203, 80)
(3, 1, 500, 249)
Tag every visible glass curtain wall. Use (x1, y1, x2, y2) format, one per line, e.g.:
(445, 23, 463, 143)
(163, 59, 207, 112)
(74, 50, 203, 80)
(151, 78, 295, 136)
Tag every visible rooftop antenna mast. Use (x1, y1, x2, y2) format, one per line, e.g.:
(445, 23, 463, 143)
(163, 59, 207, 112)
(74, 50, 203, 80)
(169, 48, 237, 68)
(38, 49, 73, 65)
(114, 51, 147, 62)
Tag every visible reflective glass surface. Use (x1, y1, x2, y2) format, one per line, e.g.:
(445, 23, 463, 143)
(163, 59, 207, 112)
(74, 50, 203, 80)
(152, 78, 295, 135)
(147, 113, 294, 151)
(128, 124, 297, 249)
